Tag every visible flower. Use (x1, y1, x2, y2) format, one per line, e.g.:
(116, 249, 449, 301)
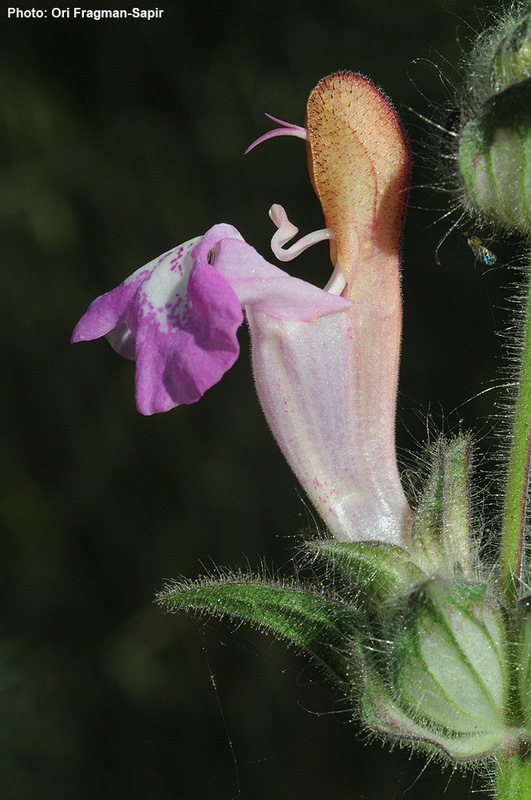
(71, 223, 351, 415)
(72, 70, 412, 546)
(246, 72, 412, 544)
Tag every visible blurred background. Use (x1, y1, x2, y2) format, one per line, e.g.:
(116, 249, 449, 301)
(0, 1, 518, 798)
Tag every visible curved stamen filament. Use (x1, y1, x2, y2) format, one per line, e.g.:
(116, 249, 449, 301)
(245, 114, 307, 155)
(323, 264, 347, 296)
(269, 203, 339, 274)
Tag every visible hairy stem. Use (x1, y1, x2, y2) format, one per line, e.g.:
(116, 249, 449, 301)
(500, 262, 531, 608)
(493, 751, 531, 800)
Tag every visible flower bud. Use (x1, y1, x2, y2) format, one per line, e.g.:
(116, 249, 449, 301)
(477, 12, 531, 98)
(459, 80, 531, 231)
(457, 9, 531, 231)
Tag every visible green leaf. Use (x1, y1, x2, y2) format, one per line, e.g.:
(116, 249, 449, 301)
(158, 574, 361, 684)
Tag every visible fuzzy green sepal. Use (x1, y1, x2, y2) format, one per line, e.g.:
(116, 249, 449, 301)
(359, 576, 510, 761)
(490, 14, 531, 96)
(307, 539, 425, 611)
(411, 436, 475, 578)
(466, 9, 531, 106)
(158, 574, 361, 685)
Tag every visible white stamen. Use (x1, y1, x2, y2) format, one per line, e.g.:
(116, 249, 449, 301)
(323, 264, 347, 296)
(269, 203, 334, 262)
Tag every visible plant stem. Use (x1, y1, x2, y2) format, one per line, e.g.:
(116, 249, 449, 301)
(493, 751, 531, 800)
(500, 263, 531, 608)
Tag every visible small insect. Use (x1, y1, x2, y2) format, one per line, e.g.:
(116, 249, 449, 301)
(463, 232, 497, 266)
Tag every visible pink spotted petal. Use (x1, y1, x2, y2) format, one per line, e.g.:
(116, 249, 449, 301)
(72, 221, 351, 417)
(133, 263, 243, 414)
(72, 230, 244, 415)
(71, 267, 149, 345)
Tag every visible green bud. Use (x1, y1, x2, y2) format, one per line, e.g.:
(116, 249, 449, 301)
(457, 8, 531, 231)
(361, 665, 506, 761)
(411, 437, 476, 579)
(359, 577, 513, 761)
(470, 11, 531, 102)
(459, 80, 531, 231)
(395, 578, 508, 743)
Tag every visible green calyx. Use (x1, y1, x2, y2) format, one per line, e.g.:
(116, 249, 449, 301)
(468, 10, 531, 104)
(358, 575, 514, 762)
(359, 575, 518, 762)
(360, 668, 506, 761)
(459, 78, 531, 231)
(454, 8, 531, 231)
(395, 578, 508, 741)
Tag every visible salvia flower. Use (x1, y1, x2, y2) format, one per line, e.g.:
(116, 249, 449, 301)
(72, 71, 411, 547)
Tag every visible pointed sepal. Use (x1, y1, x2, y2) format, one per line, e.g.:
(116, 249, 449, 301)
(157, 574, 361, 685)
(308, 539, 425, 611)
(411, 436, 476, 578)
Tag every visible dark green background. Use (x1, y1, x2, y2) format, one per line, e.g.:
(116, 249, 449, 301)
(0, 1, 517, 798)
